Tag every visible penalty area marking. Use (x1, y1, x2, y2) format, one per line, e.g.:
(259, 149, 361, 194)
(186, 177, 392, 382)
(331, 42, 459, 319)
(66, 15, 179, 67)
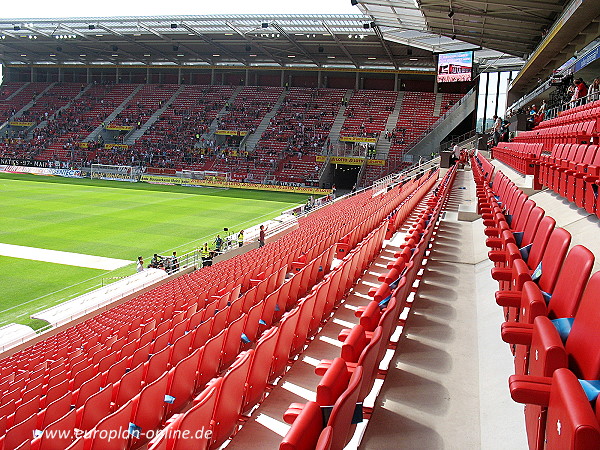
(0, 242, 132, 270)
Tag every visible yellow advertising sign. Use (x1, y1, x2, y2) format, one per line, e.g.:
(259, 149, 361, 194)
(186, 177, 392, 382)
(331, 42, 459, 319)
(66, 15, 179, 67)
(215, 130, 248, 136)
(140, 175, 330, 195)
(105, 125, 134, 131)
(104, 144, 130, 150)
(9, 121, 35, 127)
(339, 136, 377, 144)
(316, 155, 386, 166)
(78, 142, 89, 148)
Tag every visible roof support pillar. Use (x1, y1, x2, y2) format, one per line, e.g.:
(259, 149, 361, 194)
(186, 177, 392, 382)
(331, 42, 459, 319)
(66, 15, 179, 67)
(87, 68, 91, 84)
(318, 70, 322, 88)
(355, 71, 359, 90)
(30, 66, 34, 82)
(281, 70, 285, 87)
(394, 72, 398, 91)
(245, 69, 249, 86)
(211, 68, 215, 85)
(146, 67, 150, 84)
(178, 68, 182, 84)
(58, 67, 63, 83)
(116, 66, 120, 83)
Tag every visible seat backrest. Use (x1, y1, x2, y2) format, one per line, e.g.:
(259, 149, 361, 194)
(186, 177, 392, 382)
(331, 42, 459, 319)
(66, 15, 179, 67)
(244, 326, 279, 413)
(582, 145, 598, 165)
(520, 206, 544, 250)
(170, 384, 219, 450)
(131, 372, 168, 443)
(356, 327, 384, 401)
(327, 366, 363, 450)
(526, 216, 555, 270)
(78, 383, 113, 431)
(113, 362, 144, 408)
(41, 392, 71, 430)
(5, 413, 37, 450)
(170, 330, 193, 367)
(565, 272, 600, 379)
(197, 328, 226, 389)
(538, 228, 571, 294)
(271, 307, 301, 381)
(167, 348, 201, 414)
(317, 358, 351, 406)
(279, 401, 324, 450)
(211, 350, 253, 449)
(545, 368, 600, 450)
(37, 408, 76, 450)
(547, 245, 594, 319)
(341, 325, 368, 363)
(145, 344, 171, 384)
(221, 314, 246, 370)
(89, 401, 134, 450)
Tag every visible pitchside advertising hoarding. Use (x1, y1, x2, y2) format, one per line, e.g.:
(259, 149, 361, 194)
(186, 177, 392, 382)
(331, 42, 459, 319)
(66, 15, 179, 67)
(437, 51, 473, 83)
(140, 174, 331, 195)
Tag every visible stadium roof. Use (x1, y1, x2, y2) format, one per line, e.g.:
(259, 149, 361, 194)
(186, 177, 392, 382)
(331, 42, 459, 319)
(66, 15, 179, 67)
(0, 15, 436, 72)
(354, 0, 570, 70)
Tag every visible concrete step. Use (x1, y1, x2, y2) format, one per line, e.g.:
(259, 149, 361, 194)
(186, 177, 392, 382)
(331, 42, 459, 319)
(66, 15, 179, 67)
(84, 84, 144, 142)
(243, 89, 288, 152)
(125, 85, 185, 145)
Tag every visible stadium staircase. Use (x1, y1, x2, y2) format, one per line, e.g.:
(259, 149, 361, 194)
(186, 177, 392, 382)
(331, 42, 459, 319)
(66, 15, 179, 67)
(202, 85, 243, 142)
(9, 82, 56, 121)
(84, 84, 144, 143)
(124, 85, 185, 145)
(27, 83, 94, 139)
(373, 91, 405, 159)
(322, 89, 353, 154)
(242, 89, 288, 152)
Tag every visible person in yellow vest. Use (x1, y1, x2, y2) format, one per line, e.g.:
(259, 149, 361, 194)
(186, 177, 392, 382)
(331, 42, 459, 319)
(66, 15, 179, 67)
(238, 230, 244, 247)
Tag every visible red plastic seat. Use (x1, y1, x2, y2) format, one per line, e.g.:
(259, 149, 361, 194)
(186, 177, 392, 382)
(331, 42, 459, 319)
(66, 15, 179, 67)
(207, 350, 253, 449)
(166, 348, 201, 414)
(32, 409, 76, 450)
(163, 383, 219, 450)
(76, 383, 113, 431)
(130, 372, 169, 446)
(196, 329, 225, 389)
(112, 362, 144, 408)
(243, 327, 279, 413)
(87, 401, 133, 450)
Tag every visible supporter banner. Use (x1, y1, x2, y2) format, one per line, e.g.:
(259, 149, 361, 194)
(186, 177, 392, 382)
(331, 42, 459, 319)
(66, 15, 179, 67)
(104, 143, 130, 150)
(105, 125, 134, 131)
(316, 155, 386, 166)
(78, 142, 89, 148)
(339, 136, 377, 144)
(0, 165, 83, 178)
(9, 121, 35, 127)
(0, 158, 49, 167)
(141, 174, 330, 195)
(215, 130, 248, 136)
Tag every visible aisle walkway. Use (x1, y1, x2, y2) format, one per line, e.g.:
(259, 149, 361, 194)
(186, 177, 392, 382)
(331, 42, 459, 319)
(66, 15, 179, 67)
(359, 168, 527, 450)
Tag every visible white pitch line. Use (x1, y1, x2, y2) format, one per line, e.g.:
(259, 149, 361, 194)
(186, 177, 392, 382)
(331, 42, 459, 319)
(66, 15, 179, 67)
(0, 243, 132, 270)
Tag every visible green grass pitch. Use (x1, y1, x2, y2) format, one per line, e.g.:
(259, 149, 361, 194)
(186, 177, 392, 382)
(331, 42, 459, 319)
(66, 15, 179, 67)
(0, 172, 306, 328)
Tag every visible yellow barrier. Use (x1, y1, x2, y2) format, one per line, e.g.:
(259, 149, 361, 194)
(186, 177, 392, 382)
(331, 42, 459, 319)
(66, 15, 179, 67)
(316, 155, 386, 166)
(140, 175, 330, 195)
(9, 121, 35, 127)
(339, 136, 377, 143)
(215, 130, 248, 136)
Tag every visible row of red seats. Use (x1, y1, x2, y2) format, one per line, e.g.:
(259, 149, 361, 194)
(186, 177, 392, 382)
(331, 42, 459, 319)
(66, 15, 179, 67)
(492, 142, 543, 175)
(279, 167, 456, 450)
(472, 152, 600, 450)
(534, 99, 600, 130)
(537, 143, 600, 218)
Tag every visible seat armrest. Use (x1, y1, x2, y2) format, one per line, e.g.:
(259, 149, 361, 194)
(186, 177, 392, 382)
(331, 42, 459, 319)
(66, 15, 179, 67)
(496, 290, 522, 308)
(509, 374, 552, 406)
(501, 322, 534, 345)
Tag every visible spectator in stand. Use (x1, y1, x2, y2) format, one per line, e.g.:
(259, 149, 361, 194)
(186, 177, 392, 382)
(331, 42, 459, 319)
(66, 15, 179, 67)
(258, 224, 267, 248)
(571, 78, 588, 106)
(491, 115, 502, 145)
(589, 78, 600, 102)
